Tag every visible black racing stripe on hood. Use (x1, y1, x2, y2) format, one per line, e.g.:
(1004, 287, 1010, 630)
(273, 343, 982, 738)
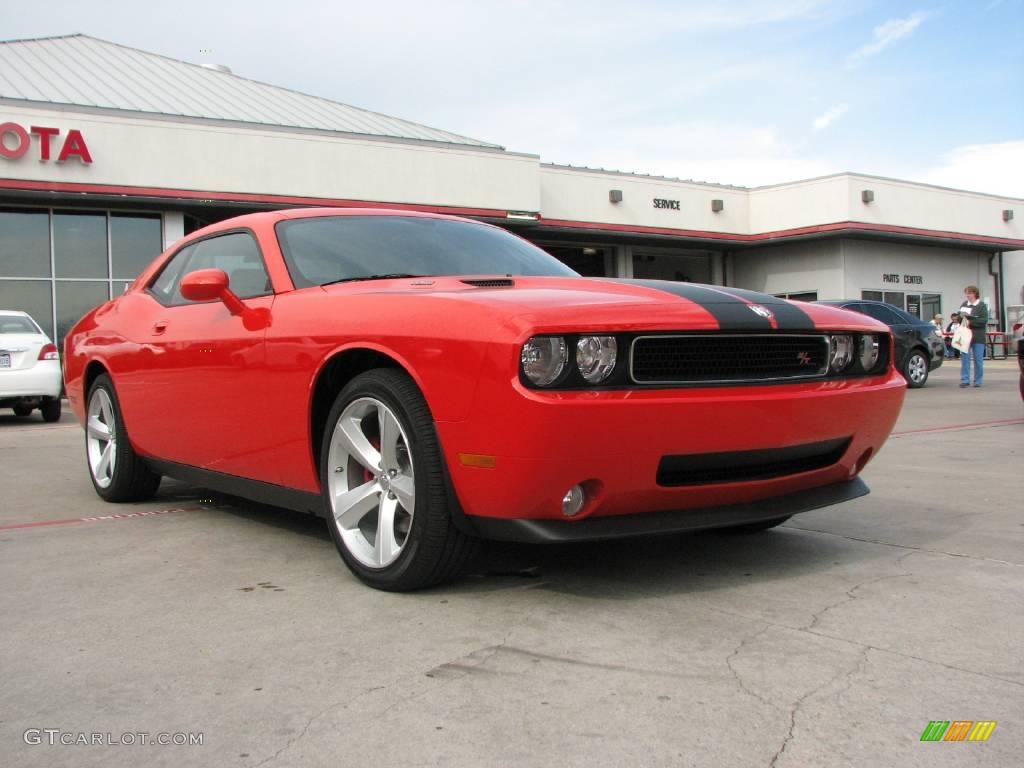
(707, 286, 817, 330)
(608, 279, 773, 330)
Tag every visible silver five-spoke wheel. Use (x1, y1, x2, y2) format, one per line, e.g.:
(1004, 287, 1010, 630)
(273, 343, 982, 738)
(87, 387, 117, 489)
(327, 397, 415, 569)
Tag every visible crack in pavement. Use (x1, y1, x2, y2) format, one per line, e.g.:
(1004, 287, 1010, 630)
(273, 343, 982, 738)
(804, 550, 915, 632)
(787, 525, 1023, 567)
(724, 625, 780, 711)
(769, 645, 871, 768)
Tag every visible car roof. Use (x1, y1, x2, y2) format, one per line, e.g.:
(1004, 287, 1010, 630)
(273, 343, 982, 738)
(192, 207, 486, 238)
(0, 310, 31, 317)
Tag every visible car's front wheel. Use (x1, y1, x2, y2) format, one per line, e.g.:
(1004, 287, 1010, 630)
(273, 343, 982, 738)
(903, 349, 929, 388)
(320, 369, 476, 591)
(85, 374, 161, 501)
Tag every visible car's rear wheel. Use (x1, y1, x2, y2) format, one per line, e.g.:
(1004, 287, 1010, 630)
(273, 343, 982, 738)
(40, 397, 61, 423)
(86, 374, 161, 502)
(321, 369, 476, 591)
(724, 516, 792, 533)
(12, 404, 32, 417)
(903, 349, 929, 388)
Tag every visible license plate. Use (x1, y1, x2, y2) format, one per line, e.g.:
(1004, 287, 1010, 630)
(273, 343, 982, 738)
(0, 353, 10, 368)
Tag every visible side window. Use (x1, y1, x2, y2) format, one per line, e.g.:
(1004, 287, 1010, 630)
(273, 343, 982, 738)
(859, 303, 900, 325)
(149, 244, 195, 304)
(148, 232, 271, 306)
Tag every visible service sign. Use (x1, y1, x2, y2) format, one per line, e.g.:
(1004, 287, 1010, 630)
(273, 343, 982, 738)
(0, 122, 93, 164)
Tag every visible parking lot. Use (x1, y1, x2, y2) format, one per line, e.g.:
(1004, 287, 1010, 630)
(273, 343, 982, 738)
(2, 360, 1022, 768)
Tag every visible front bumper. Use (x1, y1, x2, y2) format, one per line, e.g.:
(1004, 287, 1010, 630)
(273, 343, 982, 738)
(437, 368, 906, 531)
(467, 477, 868, 542)
(0, 360, 63, 400)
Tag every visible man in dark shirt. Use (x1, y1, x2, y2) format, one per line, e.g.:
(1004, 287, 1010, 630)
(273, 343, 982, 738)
(958, 285, 989, 387)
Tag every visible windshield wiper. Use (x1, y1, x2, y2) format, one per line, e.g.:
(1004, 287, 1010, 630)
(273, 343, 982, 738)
(321, 273, 425, 286)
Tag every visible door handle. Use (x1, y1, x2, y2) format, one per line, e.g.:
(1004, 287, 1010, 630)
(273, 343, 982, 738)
(152, 320, 169, 334)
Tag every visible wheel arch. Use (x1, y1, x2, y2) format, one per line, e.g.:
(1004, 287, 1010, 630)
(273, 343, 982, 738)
(84, 360, 111, 399)
(309, 346, 419, 475)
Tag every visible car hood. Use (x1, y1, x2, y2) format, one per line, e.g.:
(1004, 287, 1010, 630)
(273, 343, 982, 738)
(321, 276, 885, 333)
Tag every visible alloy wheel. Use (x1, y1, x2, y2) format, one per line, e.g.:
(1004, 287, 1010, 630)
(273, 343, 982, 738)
(326, 397, 415, 569)
(87, 388, 117, 488)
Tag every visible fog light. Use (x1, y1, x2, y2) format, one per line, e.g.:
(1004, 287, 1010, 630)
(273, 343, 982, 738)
(562, 485, 586, 517)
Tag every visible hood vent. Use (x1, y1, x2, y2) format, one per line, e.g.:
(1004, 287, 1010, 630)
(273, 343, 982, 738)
(461, 278, 515, 288)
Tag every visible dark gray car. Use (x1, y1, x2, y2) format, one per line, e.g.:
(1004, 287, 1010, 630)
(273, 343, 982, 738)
(815, 300, 945, 388)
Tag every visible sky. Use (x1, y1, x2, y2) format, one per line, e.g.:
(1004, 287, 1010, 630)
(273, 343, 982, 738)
(2, 0, 1022, 196)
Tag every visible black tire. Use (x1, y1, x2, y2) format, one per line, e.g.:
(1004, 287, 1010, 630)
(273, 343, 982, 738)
(85, 374, 162, 502)
(40, 397, 61, 423)
(723, 516, 792, 534)
(320, 368, 476, 591)
(902, 349, 929, 388)
(12, 404, 33, 417)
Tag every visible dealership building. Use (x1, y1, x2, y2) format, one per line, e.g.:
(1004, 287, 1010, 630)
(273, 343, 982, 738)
(2, 34, 1022, 349)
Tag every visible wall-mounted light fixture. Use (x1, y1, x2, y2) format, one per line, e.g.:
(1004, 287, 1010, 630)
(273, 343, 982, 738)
(1003, 209, 1014, 222)
(861, 190, 875, 204)
(582, 247, 598, 256)
(609, 189, 623, 204)
(505, 211, 539, 222)
(711, 199, 724, 213)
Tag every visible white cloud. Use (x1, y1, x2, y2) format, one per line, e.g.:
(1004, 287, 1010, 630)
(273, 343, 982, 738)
(812, 104, 849, 131)
(917, 140, 1024, 198)
(848, 11, 928, 64)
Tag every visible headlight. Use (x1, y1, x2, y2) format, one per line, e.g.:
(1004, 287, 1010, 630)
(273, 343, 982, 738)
(576, 336, 617, 383)
(829, 334, 854, 372)
(521, 336, 567, 386)
(859, 334, 880, 371)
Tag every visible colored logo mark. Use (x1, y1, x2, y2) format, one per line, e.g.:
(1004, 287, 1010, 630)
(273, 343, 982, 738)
(920, 721, 997, 742)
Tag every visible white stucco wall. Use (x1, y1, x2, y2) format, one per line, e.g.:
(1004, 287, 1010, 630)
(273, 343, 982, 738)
(0, 105, 541, 213)
(731, 240, 844, 298)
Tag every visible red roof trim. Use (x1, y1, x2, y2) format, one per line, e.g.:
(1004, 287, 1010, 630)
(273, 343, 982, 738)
(538, 217, 1024, 248)
(0, 178, 509, 218)
(2, 178, 1021, 248)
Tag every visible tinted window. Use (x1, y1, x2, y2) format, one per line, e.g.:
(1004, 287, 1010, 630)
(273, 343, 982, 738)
(149, 232, 270, 305)
(276, 216, 578, 288)
(56, 281, 110, 351)
(54, 211, 108, 278)
(858, 303, 902, 325)
(0, 210, 50, 278)
(0, 281, 53, 338)
(0, 315, 40, 334)
(111, 214, 162, 279)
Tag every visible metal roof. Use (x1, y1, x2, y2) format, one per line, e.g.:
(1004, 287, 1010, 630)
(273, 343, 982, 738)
(0, 34, 502, 150)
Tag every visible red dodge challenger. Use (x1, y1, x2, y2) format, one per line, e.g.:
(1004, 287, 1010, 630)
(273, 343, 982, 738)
(64, 209, 905, 590)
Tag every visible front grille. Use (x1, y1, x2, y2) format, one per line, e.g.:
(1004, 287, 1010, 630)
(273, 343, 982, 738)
(657, 437, 851, 487)
(631, 334, 829, 384)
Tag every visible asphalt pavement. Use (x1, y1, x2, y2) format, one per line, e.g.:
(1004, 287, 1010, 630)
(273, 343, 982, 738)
(1, 360, 1022, 767)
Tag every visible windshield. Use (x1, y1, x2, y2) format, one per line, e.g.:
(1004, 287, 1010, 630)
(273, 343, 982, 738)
(276, 216, 578, 288)
(0, 315, 40, 334)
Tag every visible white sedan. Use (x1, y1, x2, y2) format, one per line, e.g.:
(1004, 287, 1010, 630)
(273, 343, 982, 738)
(0, 311, 63, 422)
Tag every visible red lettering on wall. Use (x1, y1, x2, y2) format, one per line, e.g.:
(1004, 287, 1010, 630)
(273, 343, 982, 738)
(57, 130, 93, 164)
(0, 122, 92, 164)
(30, 126, 61, 161)
(0, 122, 31, 159)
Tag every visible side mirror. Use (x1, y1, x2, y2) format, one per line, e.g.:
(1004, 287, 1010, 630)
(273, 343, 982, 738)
(180, 268, 247, 315)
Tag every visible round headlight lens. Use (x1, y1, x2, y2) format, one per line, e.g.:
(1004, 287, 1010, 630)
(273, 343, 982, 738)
(859, 334, 880, 371)
(829, 334, 854, 372)
(521, 336, 567, 386)
(576, 336, 618, 384)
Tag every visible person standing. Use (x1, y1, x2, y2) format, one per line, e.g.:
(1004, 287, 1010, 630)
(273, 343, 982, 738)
(944, 312, 961, 359)
(958, 285, 989, 387)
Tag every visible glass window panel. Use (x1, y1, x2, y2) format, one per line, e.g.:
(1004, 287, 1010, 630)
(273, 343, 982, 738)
(55, 281, 109, 351)
(111, 214, 162, 279)
(0, 209, 50, 277)
(54, 211, 108, 278)
(180, 233, 270, 301)
(0, 280, 54, 338)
